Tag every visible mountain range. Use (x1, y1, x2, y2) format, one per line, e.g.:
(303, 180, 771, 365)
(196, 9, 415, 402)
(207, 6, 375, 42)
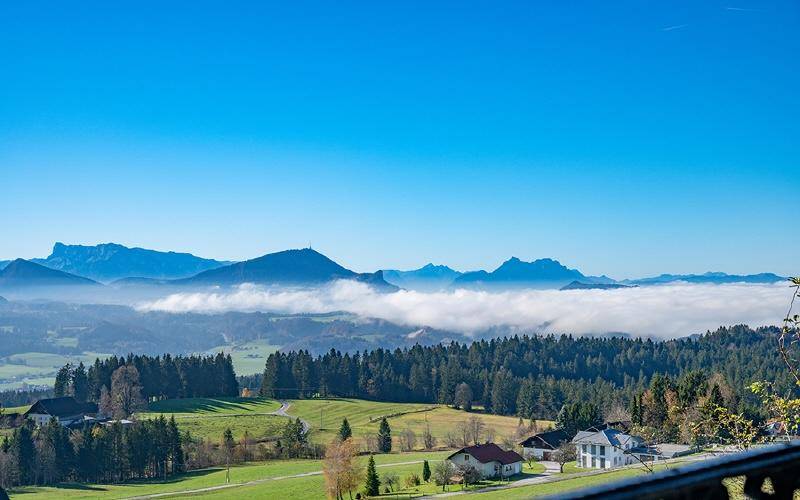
(382, 264, 462, 291)
(0, 242, 787, 294)
(31, 242, 230, 282)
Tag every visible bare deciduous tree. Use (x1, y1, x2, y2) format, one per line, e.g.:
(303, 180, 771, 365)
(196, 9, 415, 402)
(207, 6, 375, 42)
(110, 365, 145, 419)
(466, 416, 485, 445)
(423, 423, 436, 450)
(323, 438, 362, 500)
(398, 427, 416, 452)
(551, 441, 577, 473)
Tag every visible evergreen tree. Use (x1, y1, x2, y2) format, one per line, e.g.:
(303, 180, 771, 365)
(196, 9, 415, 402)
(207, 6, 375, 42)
(338, 418, 352, 441)
(11, 422, 36, 484)
(708, 383, 725, 408)
(72, 362, 89, 402)
(378, 417, 392, 453)
(168, 415, 184, 474)
(54, 364, 72, 398)
(364, 455, 381, 496)
(422, 460, 431, 482)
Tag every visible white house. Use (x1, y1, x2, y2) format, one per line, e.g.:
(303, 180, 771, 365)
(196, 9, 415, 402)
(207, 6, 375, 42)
(519, 429, 569, 460)
(572, 428, 644, 469)
(447, 443, 524, 478)
(23, 397, 98, 427)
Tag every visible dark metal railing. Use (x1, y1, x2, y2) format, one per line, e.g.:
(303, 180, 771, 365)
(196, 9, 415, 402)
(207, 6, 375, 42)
(547, 441, 800, 499)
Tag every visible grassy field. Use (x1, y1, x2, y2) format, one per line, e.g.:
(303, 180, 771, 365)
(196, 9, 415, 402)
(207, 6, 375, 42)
(10, 451, 451, 499)
(286, 398, 553, 448)
(0, 351, 111, 390)
(137, 397, 285, 442)
(205, 339, 280, 376)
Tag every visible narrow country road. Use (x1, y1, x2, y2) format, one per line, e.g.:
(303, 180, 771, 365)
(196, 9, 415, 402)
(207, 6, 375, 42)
(123, 459, 428, 499)
(271, 400, 311, 433)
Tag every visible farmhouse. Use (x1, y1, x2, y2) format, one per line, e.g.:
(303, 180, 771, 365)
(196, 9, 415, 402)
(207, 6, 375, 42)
(24, 397, 98, 427)
(572, 428, 644, 469)
(520, 429, 569, 460)
(447, 443, 524, 479)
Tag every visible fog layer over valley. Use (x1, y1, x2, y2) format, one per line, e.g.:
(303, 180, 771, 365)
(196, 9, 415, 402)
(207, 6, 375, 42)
(140, 280, 788, 339)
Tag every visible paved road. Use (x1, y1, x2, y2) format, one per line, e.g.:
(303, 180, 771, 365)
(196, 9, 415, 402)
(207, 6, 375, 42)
(272, 400, 310, 433)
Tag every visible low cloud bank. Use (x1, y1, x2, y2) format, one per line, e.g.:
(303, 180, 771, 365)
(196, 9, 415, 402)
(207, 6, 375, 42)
(138, 281, 790, 339)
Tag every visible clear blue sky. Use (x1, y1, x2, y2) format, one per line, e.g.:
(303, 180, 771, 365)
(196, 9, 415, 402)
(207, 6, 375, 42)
(1, 1, 797, 278)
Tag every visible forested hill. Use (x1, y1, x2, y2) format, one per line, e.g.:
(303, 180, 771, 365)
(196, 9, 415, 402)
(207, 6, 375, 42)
(259, 325, 793, 419)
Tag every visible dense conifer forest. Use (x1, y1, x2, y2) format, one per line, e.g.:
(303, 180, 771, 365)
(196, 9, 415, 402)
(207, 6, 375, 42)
(259, 325, 793, 419)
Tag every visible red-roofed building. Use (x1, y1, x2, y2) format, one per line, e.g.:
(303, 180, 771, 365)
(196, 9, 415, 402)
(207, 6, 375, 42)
(446, 443, 523, 478)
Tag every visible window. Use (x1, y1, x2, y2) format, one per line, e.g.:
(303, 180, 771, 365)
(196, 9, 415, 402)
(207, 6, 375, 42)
(591, 444, 596, 455)
(599, 445, 605, 456)
(591, 457, 596, 468)
(600, 458, 606, 468)
(464, 454, 470, 461)
(582, 444, 587, 453)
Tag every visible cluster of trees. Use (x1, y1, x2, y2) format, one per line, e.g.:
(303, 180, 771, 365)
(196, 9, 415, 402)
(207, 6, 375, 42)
(261, 326, 791, 420)
(0, 416, 183, 488)
(54, 353, 239, 404)
(323, 416, 439, 499)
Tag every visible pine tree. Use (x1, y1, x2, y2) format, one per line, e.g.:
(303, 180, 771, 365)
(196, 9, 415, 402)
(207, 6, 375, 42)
(422, 460, 431, 482)
(364, 455, 381, 496)
(168, 415, 184, 473)
(72, 362, 89, 402)
(338, 418, 352, 441)
(378, 417, 392, 453)
(54, 364, 72, 398)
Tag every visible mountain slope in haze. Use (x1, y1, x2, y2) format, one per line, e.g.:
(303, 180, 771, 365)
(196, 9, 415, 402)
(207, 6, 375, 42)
(560, 281, 636, 290)
(178, 248, 398, 291)
(0, 260, 9, 271)
(0, 259, 101, 288)
(32, 242, 231, 282)
(453, 257, 597, 289)
(382, 264, 462, 291)
(625, 272, 785, 285)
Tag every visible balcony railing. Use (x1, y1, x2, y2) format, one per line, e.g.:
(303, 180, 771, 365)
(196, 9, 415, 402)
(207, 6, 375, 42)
(547, 441, 800, 499)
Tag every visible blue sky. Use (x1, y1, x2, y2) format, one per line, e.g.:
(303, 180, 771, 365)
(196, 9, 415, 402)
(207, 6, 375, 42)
(1, 1, 797, 278)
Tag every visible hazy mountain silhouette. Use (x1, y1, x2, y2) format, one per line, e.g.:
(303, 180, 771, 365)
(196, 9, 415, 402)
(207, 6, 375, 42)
(625, 272, 785, 285)
(32, 242, 230, 282)
(560, 281, 636, 290)
(382, 264, 462, 291)
(0, 259, 100, 288)
(177, 248, 397, 291)
(453, 257, 594, 289)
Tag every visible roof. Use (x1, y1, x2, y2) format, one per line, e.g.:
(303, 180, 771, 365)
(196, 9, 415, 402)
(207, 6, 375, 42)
(586, 420, 632, 433)
(520, 429, 569, 450)
(24, 397, 97, 418)
(572, 428, 641, 448)
(447, 443, 524, 465)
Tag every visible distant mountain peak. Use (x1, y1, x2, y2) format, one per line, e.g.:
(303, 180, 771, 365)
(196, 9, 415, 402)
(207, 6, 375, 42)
(454, 256, 588, 289)
(34, 242, 231, 282)
(0, 259, 100, 288)
(180, 248, 397, 291)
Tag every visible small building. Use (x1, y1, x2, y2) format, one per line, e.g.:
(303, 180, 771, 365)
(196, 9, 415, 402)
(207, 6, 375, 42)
(520, 429, 569, 460)
(447, 443, 524, 478)
(572, 428, 645, 469)
(23, 397, 98, 427)
(630, 443, 693, 461)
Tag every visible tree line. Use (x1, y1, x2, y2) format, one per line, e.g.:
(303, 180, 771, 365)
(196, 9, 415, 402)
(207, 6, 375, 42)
(54, 352, 239, 403)
(0, 416, 183, 488)
(260, 325, 794, 421)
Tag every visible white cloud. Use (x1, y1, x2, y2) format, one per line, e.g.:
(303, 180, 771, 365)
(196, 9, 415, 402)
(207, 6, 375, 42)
(138, 281, 790, 339)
